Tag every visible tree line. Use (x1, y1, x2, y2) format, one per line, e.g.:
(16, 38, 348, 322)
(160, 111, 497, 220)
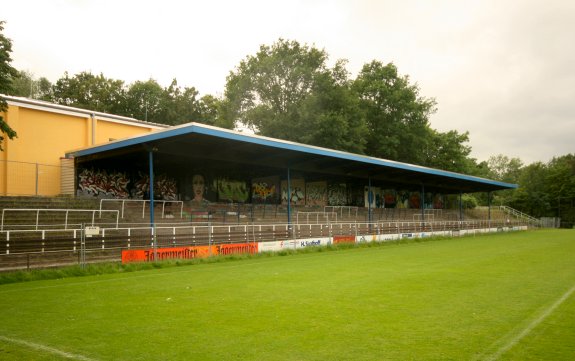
(1, 25, 573, 226)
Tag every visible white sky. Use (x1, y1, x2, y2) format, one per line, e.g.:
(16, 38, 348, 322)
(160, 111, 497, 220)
(3, 0, 574, 164)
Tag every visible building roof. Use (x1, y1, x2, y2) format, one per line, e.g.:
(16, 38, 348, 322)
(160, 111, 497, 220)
(67, 122, 517, 193)
(1, 94, 168, 129)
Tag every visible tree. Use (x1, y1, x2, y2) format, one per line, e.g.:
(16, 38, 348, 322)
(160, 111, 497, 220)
(487, 154, 523, 183)
(223, 39, 367, 153)
(198, 94, 230, 128)
(160, 79, 206, 125)
(352, 61, 436, 165)
(224, 39, 328, 133)
(124, 79, 165, 122)
(51, 71, 126, 114)
(9, 70, 52, 100)
(546, 154, 575, 226)
(510, 162, 550, 217)
(0, 21, 18, 150)
(296, 60, 368, 153)
(425, 129, 475, 173)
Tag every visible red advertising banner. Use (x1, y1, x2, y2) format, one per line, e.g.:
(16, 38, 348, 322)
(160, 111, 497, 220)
(333, 235, 356, 244)
(121, 243, 259, 264)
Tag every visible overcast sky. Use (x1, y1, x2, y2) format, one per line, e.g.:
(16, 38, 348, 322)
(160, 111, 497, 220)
(3, 0, 574, 164)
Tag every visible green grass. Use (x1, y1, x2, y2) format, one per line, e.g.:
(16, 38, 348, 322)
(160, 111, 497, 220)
(1, 230, 574, 360)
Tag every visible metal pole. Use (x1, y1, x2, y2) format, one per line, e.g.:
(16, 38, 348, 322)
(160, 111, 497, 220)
(287, 166, 292, 236)
(459, 192, 463, 222)
(488, 191, 492, 229)
(421, 184, 425, 225)
(368, 177, 372, 223)
(148, 149, 157, 260)
(149, 150, 155, 227)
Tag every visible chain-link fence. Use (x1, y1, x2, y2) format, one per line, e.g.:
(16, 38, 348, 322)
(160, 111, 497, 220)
(0, 160, 74, 196)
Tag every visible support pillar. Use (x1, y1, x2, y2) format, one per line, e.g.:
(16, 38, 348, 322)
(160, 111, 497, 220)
(149, 149, 155, 226)
(488, 191, 492, 228)
(287, 166, 292, 235)
(421, 184, 425, 225)
(459, 192, 463, 222)
(368, 177, 372, 225)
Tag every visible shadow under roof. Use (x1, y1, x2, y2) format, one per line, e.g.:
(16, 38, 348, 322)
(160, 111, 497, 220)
(66, 122, 517, 194)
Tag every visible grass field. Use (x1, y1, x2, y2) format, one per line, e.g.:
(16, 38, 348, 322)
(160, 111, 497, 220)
(0, 229, 574, 360)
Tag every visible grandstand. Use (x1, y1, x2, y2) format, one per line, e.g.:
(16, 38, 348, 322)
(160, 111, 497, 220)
(0, 100, 526, 271)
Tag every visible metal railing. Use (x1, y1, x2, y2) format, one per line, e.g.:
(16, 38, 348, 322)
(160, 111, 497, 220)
(499, 206, 540, 224)
(324, 206, 359, 217)
(0, 219, 530, 254)
(296, 211, 338, 224)
(99, 199, 184, 219)
(1, 208, 119, 231)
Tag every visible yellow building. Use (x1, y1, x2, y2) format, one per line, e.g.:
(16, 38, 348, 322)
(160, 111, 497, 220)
(0, 95, 167, 196)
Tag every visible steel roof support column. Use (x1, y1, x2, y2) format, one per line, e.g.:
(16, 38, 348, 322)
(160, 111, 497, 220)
(459, 192, 463, 222)
(287, 166, 292, 237)
(149, 149, 155, 227)
(368, 177, 372, 225)
(148, 148, 157, 260)
(421, 184, 425, 226)
(488, 191, 492, 229)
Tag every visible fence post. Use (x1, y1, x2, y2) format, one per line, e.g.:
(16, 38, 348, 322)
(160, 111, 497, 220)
(208, 221, 212, 256)
(80, 223, 86, 269)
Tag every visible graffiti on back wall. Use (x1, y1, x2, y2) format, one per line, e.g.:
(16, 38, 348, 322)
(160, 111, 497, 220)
(328, 183, 347, 206)
(306, 181, 327, 206)
(281, 179, 306, 205)
(77, 169, 130, 198)
(77, 169, 178, 200)
(134, 172, 178, 200)
(252, 178, 277, 204)
(215, 178, 249, 203)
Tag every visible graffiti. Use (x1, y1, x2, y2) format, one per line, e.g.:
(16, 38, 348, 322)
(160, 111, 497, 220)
(306, 182, 327, 206)
(433, 193, 444, 209)
(77, 168, 130, 198)
(328, 183, 347, 206)
(281, 179, 306, 205)
(135, 172, 178, 200)
(215, 178, 249, 202)
(409, 192, 421, 209)
(252, 181, 276, 203)
(364, 186, 382, 208)
(383, 189, 397, 208)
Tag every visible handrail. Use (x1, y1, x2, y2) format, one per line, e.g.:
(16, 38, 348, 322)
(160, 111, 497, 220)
(296, 211, 338, 223)
(1, 208, 119, 231)
(499, 206, 540, 224)
(99, 199, 184, 219)
(1, 219, 531, 257)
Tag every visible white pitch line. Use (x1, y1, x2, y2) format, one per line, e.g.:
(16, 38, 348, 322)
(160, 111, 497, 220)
(482, 283, 575, 361)
(0, 335, 97, 361)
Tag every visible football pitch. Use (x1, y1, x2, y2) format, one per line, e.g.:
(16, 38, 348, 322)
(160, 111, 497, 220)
(1, 229, 574, 360)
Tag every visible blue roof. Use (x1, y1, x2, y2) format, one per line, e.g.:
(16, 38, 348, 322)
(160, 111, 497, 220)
(67, 122, 517, 192)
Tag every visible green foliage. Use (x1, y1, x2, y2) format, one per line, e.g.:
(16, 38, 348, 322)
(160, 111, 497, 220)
(48, 73, 225, 127)
(8, 70, 52, 100)
(0, 21, 18, 150)
(425, 129, 476, 173)
(353, 61, 436, 164)
(124, 78, 164, 121)
(461, 193, 479, 209)
(223, 39, 368, 153)
(51, 71, 127, 114)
